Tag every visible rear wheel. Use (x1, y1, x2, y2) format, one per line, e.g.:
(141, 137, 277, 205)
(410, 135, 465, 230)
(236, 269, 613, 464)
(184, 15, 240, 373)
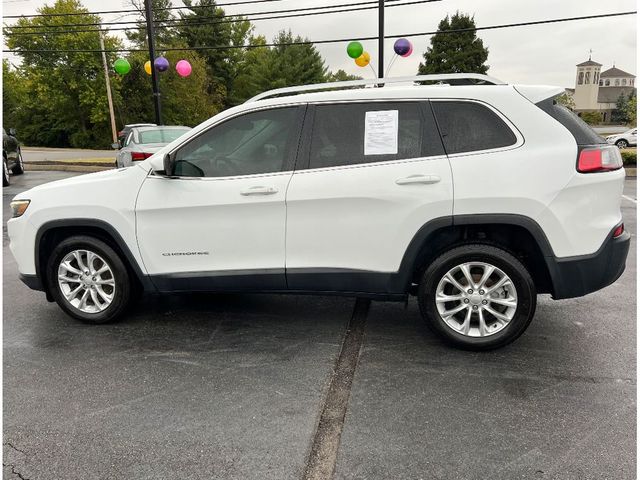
(3, 156, 10, 186)
(418, 244, 536, 350)
(12, 148, 24, 175)
(616, 139, 628, 149)
(46, 236, 132, 324)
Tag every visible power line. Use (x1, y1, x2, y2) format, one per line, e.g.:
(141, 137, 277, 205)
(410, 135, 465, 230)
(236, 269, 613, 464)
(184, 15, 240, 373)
(3, 0, 441, 36)
(3, 0, 293, 18)
(3, 0, 402, 27)
(3, 11, 636, 54)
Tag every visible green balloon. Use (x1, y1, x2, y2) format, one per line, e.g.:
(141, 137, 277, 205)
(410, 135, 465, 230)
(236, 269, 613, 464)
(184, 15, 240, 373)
(347, 41, 363, 59)
(113, 58, 131, 75)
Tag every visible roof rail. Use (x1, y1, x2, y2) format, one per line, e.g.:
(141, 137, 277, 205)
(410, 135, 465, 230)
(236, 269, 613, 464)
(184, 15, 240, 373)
(246, 73, 507, 103)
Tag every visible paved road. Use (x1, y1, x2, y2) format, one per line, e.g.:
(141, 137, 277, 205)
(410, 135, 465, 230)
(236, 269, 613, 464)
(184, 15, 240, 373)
(3, 172, 636, 479)
(21, 147, 115, 163)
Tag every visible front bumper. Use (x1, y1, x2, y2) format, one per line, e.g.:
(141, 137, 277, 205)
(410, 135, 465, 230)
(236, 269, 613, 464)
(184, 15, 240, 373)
(549, 229, 631, 299)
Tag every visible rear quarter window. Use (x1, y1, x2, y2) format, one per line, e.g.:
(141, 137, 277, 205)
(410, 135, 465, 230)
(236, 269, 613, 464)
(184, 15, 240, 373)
(431, 101, 518, 154)
(535, 97, 605, 145)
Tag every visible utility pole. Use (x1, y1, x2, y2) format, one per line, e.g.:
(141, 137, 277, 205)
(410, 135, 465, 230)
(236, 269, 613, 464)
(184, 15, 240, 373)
(144, 0, 162, 125)
(99, 33, 118, 144)
(378, 0, 384, 78)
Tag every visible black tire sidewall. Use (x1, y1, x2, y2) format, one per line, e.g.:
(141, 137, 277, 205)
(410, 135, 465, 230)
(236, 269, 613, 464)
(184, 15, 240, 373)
(13, 149, 24, 175)
(617, 140, 628, 148)
(418, 244, 536, 350)
(46, 236, 131, 324)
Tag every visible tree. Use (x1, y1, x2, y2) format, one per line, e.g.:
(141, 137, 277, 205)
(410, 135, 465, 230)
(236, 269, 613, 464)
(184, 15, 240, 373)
(625, 92, 637, 126)
(232, 30, 327, 102)
(418, 12, 489, 75)
(580, 111, 602, 126)
(327, 69, 362, 82)
(175, 0, 253, 106)
(126, 0, 176, 47)
(557, 92, 575, 111)
(5, 0, 123, 148)
(611, 93, 630, 124)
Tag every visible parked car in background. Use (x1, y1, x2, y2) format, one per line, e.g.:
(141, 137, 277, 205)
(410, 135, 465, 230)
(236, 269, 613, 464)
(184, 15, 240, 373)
(116, 123, 156, 148)
(115, 126, 191, 168)
(3, 127, 25, 186)
(606, 128, 637, 148)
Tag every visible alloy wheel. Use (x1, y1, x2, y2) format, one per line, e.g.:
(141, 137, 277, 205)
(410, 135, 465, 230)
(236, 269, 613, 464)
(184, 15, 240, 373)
(435, 262, 518, 337)
(57, 249, 116, 313)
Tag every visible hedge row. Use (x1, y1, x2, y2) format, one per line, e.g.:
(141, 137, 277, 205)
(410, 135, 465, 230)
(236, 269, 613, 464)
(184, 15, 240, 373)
(621, 149, 637, 166)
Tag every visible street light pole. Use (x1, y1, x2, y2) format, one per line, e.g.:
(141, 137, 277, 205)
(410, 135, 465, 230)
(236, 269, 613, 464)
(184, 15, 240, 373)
(378, 0, 384, 78)
(144, 0, 162, 125)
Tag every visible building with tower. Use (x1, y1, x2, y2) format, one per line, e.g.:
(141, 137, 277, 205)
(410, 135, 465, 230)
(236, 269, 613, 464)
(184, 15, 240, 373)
(567, 56, 635, 123)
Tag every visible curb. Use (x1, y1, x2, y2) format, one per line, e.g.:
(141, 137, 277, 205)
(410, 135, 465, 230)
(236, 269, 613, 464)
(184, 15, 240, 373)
(25, 164, 113, 173)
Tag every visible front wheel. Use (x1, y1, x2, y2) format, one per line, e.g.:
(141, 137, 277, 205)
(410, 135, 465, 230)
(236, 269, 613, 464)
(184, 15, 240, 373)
(418, 244, 536, 350)
(616, 139, 628, 149)
(46, 236, 132, 324)
(12, 148, 24, 175)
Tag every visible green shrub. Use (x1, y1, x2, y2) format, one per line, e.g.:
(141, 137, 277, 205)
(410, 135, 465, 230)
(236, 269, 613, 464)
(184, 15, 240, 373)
(621, 149, 637, 166)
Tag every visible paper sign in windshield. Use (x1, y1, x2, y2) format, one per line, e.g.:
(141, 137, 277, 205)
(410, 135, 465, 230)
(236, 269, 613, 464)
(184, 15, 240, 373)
(364, 110, 398, 155)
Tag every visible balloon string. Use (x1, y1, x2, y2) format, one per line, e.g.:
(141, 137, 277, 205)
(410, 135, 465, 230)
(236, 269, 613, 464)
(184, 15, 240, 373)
(385, 54, 398, 77)
(369, 63, 377, 79)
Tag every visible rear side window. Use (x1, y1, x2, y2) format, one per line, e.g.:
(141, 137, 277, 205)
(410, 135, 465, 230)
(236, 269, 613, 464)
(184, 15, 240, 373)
(431, 101, 518, 154)
(535, 97, 604, 145)
(308, 102, 444, 169)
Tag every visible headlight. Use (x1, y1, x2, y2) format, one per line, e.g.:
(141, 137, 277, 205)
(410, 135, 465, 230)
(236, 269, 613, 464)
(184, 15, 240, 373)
(10, 200, 30, 218)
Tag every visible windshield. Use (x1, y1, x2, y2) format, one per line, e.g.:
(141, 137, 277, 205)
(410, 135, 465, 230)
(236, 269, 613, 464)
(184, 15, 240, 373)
(139, 128, 190, 145)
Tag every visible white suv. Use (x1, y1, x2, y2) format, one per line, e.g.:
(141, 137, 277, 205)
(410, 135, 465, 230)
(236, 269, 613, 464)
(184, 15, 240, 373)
(8, 74, 630, 350)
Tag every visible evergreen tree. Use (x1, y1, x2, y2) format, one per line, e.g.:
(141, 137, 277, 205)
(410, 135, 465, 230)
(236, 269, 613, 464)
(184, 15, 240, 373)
(612, 93, 630, 124)
(418, 12, 489, 75)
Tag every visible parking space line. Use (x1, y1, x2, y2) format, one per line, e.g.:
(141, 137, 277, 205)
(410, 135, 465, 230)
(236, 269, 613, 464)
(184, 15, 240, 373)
(303, 298, 370, 480)
(622, 195, 637, 204)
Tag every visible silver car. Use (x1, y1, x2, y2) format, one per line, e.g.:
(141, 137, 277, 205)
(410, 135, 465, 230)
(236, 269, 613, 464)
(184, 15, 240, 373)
(115, 126, 191, 168)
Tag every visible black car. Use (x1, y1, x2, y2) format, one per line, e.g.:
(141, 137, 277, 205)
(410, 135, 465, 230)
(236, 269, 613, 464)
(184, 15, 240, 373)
(3, 128, 24, 186)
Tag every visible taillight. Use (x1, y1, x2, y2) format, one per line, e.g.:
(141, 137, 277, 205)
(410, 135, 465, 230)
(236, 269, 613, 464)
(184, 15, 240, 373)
(613, 223, 624, 238)
(577, 145, 623, 173)
(131, 152, 153, 161)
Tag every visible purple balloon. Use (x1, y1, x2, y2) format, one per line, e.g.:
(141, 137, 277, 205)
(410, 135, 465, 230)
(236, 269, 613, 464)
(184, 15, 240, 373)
(393, 38, 411, 56)
(154, 56, 169, 72)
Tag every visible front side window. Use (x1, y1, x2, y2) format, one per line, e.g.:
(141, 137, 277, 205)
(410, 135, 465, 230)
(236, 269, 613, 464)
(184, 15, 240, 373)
(173, 107, 300, 177)
(432, 101, 518, 155)
(308, 102, 444, 169)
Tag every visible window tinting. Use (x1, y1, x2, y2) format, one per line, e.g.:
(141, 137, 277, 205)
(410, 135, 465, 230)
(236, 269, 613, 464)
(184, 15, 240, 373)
(173, 107, 299, 177)
(308, 102, 443, 169)
(431, 101, 518, 154)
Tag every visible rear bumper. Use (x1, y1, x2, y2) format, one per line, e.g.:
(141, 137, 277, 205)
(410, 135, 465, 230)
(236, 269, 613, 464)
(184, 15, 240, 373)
(549, 229, 630, 299)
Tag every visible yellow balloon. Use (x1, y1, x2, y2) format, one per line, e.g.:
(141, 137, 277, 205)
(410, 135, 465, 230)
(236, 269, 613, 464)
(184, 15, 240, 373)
(355, 51, 370, 67)
(144, 60, 152, 75)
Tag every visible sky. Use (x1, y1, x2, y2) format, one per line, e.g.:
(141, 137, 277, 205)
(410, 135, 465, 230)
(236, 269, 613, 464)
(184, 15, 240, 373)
(2, 0, 637, 88)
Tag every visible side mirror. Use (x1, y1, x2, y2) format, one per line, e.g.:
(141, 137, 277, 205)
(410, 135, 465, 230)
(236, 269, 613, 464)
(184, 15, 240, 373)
(163, 152, 175, 176)
(9, 128, 16, 136)
(111, 142, 119, 150)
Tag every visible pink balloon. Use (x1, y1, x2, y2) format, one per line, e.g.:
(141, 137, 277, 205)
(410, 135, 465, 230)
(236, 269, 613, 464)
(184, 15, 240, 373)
(175, 60, 192, 77)
(401, 43, 413, 58)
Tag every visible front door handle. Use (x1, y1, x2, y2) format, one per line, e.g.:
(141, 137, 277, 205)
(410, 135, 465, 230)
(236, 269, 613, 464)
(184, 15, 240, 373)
(240, 186, 278, 196)
(395, 175, 441, 185)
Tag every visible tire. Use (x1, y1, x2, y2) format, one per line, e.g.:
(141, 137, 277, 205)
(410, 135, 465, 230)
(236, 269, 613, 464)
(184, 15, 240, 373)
(46, 236, 132, 324)
(616, 139, 628, 149)
(3, 156, 10, 186)
(418, 244, 536, 350)
(12, 148, 24, 175)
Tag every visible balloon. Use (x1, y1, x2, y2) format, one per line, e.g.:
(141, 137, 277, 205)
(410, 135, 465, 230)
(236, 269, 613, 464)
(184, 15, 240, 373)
(355, 51, 370, 67)
(154, 56, 169, 72)
(175, 59, 192, 77)
(346, 41, 363, 59)
(393, 38, 411, 56)
(401, 42, 413, 58)
(113, 58, 131, 75)
(144, 60, 152, 75)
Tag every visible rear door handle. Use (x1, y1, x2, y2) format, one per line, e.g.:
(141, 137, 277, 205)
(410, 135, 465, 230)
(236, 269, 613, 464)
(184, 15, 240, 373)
(240, 186, 278, 196)
(395, 175, 441, 185)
